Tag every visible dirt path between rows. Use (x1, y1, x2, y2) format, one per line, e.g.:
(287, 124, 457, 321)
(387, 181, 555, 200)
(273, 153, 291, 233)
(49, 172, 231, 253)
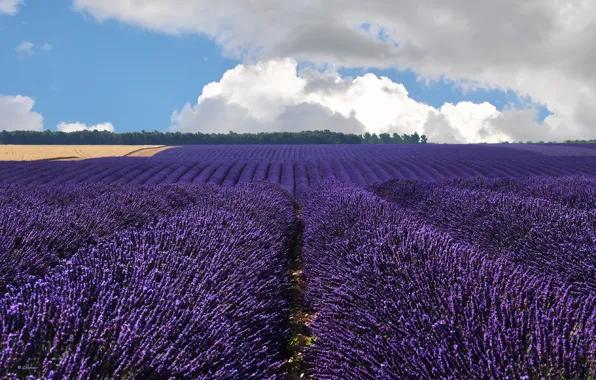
(285, 208, 316, 379)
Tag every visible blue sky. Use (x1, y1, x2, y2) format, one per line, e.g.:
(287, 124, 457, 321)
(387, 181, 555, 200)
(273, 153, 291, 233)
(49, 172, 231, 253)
(0, 1, 587, 143)
(0, 0, 239, 132)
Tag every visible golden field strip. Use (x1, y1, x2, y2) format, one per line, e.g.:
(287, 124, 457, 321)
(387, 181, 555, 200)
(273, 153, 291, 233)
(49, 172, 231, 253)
(0, 145, 175, 161)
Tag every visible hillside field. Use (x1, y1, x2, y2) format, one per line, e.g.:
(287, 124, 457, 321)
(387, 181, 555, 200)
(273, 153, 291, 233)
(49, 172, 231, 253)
(1, 144, 595, 379)
(0, 144, 174, 161)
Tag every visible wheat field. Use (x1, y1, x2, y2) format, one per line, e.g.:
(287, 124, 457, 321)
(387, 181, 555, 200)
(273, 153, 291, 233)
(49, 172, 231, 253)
(0, 145, 174, 161)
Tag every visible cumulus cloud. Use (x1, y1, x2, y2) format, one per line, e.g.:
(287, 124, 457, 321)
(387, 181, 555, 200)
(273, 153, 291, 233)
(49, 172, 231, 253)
(170, 58, 367, 135)
(15, 41, 34, 56)
(41, 43, 52, 51)
(56, 122, 115, 132)
(75, 0, 596, 141)
(0, 95, 44, 131)
(0, 0, 23, 15)
(170, 58, 562, 143)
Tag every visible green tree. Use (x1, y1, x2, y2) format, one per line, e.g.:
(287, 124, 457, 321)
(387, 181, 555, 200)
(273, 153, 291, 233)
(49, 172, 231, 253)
(391, 133, 403, 144)
(379, 133, 392, 144)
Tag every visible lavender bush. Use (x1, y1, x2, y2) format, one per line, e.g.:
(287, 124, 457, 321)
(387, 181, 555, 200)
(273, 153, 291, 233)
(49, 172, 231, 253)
(443, 175, 596, 211)
(0, 182, 297, 379)
(369, 179, 596, 293)
(0, 183, 208, 292)
(301, 182, 596, 379)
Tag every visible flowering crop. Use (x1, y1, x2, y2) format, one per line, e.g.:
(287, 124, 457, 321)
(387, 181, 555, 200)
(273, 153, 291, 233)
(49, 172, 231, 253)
(301, 181, 596, 378)
(0, 182, 297, 379)
(155, 144, 588, 160)
(1, 145, 596, 379)
(1, 144, 596, 196)
(0, 183, 204, 292)
(369, 179, 596, 293)
(443, 175, 596, 211)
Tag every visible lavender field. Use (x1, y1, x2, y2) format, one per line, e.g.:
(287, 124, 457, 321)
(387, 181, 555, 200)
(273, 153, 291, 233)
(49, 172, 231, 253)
(1, 144, 596, 198)
(1, 144, 596, 379)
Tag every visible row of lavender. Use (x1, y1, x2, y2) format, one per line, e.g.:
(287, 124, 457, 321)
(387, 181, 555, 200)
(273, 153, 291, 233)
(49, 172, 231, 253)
(155, 143, 596, 159)
(0, 182, 297, 379)
(301, 178, 596, 378)
(2, 155, 596, 197)
(0, 184, 205, 292)
(441, 176, 596, 211)
(369, 177, 596, 293)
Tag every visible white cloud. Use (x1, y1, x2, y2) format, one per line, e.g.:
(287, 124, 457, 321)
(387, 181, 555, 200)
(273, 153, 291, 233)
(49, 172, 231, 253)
(15, 41, 33, 56)
(0, 0, 23, 15)
(15, 42, 53, 56)
(56, 122, 115, 132)
(75, 0, 596, 141)
(0, 95, 44, 131)
(169, 58, 560, 143)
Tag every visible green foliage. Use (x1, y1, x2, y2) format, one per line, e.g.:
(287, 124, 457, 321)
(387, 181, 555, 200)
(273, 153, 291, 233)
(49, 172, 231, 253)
(563, 139, 596, 144)
(288, 336, 300, 349)
(0, 129, 428, 145)
(305, 336, 317, 347)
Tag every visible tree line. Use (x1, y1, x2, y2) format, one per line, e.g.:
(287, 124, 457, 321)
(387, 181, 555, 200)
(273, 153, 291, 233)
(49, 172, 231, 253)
(555, 139, 596, 144)
(0, 130, 428, 145)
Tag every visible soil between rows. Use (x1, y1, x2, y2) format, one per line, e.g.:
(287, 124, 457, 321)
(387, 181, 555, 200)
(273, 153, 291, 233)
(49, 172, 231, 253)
(285, 208, 316, 379)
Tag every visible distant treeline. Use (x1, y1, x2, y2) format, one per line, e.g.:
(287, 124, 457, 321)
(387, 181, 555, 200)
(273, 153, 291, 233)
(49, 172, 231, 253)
(555, 139, 596, 144)
(0, 130, 428, 145)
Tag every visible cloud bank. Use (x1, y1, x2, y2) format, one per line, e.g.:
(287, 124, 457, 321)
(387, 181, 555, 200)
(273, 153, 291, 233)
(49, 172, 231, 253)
(56, 122, 115, 133)
(74, 0, 596, 141)
(170, 58, 566, 143)
(0, 95, 44, 132)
